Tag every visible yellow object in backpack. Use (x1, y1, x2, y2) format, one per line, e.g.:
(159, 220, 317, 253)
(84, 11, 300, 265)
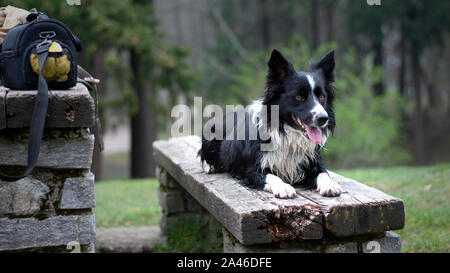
(30, 41, 71, 82)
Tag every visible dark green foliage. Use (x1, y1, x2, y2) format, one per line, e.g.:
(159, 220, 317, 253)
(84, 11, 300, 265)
(324, 50, 411, 168)
(344, 0, 450, 54)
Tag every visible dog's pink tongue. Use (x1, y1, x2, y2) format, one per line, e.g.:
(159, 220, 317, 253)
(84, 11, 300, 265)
(304, 125, 322, 144)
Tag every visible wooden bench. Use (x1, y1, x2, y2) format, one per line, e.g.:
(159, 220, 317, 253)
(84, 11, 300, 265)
(153, 136, 405, 253)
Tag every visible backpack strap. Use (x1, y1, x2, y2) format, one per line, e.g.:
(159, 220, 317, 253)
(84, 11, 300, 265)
(0, 39, 51, 182)
(77, 65, 104, 152)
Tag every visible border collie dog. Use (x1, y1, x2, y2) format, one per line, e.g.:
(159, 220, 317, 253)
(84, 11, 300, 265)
(199, 49, 342, 199)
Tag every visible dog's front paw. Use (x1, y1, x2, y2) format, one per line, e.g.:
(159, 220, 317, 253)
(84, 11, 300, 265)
(202, 162, 214, 174)
(264, 174, 297, 199)
(316, 173, 342, 197)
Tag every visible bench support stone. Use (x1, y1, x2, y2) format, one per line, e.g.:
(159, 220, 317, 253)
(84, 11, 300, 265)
(156, 166, 212, 235)
(223, 228, 401, 253)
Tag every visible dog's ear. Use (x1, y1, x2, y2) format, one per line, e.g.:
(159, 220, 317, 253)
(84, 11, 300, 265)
(311, 50, 335, 83)
(267, 49, 295, 81)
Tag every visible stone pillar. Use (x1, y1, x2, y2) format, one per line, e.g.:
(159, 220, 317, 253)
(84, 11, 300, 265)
(156, 165, 212, 235)
(0, 84, 97, 253)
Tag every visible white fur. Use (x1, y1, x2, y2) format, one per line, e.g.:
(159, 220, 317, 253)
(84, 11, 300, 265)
(264, 174, 297, 199)
(320, 129, 330, 147)
(306, 74, 315, 90)
(202, 162, 214, 173)
(247, 99, 264, 129)
(311, 97, 328, 121)
(247, 99, 331, 186)
(316, 172, 342, 196)
(260, 125, 317, 184)
(307, 73, 328, 124)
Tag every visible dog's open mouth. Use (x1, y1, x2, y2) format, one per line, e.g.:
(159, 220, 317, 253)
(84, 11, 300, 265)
(291, 113, 322, 144)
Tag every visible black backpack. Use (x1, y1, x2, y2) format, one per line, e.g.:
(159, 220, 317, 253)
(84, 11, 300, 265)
(0, 12, 82, 181)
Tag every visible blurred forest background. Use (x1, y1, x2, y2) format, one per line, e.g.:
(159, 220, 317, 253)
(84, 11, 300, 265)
(3, 0, 450, 181)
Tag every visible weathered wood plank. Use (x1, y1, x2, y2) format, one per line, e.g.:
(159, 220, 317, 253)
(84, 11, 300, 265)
(296, 172, 405, 237)
(153, 136, 405, 245)
(153, 136, 323, 245)
(1, 83, 95, 128)
(0, 89, 5, 130)
(0, 130, 94, 169)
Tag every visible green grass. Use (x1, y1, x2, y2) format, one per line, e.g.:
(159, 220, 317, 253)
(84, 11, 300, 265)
(95, 163, 450, 252)
(94, 178, 223, 252)
(335, 163, 450, 253)
(152, 215, 224, 253)
(94, 178, 161, 227)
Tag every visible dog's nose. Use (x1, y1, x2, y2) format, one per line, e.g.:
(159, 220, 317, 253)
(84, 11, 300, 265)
(316, 114, 328, 127)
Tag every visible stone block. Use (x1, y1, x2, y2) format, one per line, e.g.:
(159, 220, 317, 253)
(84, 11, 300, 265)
(0, 177, 50, 216)
(361, 231, 402, 253)
(223, 229, 317, 253)
(60, 172, 96, 209)
(157, 167, 180, 189)
(158, 187, 185, 214)
(0, 215, 96, 251)
(3, 84, 95, 128)
(0, 131, 94, 169)
(183, 191, 205, 213)
(324, 241, 359, 253)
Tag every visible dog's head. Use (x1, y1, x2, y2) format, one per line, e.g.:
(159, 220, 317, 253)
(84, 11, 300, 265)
(263, 49, 336, 144)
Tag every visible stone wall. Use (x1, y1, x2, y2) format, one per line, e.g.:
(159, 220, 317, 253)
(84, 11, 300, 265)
(0, 84, 97, 253)
(156, 166, 213, 235)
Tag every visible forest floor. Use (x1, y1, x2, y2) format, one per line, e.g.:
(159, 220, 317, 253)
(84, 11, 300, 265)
(94, 163, 450, 253)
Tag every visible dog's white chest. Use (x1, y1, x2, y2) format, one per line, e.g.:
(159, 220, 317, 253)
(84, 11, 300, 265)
(260, 125, 317, 184)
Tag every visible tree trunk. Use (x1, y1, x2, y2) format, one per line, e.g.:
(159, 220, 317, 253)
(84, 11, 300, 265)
(310, 0, 319, 49)
(373, 41, 384, 95)
(398, 33, 406, 96)
(172, 0, 184, 44)
(260, 0, 270, 48)
(91, 47, 108, 181)
(324, 0, 334, 43)
(411, 48, 426, 165)
(130, 49, 157, 178)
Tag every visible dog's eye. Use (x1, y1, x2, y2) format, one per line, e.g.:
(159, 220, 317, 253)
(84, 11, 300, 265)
(319, 95, 325, 101)
(296, 95, 304, 101)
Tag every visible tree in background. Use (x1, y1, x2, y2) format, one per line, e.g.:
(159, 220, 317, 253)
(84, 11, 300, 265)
(90, 0, 193, 178)
(5, 0, 193, 179)
(344, 0, 450, 165)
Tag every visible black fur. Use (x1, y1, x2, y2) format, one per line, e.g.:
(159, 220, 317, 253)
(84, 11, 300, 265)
(199, 49, 336, 193)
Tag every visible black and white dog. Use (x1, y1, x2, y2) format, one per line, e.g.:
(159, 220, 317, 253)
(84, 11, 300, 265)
(199, 49, 342, 199)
